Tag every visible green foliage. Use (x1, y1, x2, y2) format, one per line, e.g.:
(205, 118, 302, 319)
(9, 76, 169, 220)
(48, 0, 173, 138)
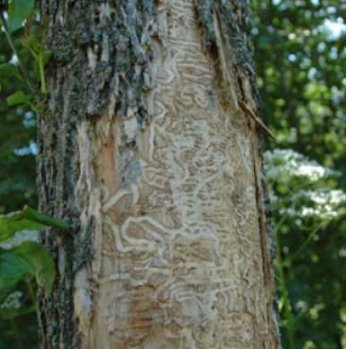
(0, 2, 57, 345)
(6, 90, 31, 106)
(264, 149, 346, 348)
(0, 205, 69, 302)
(0, 205, 68, 347)
(21, 33, 51, 95)
(0, 242, 55, 300)
(0, 251, 32, 299)
(252, 1, 346, 348)
(22, 206, 70, 230)
(0, 206, 69, 243)
(0, 62, 18, 77)
(8, 0, 34, 32)
(0, 8, 37, 215)
(0, 208, 44, 243)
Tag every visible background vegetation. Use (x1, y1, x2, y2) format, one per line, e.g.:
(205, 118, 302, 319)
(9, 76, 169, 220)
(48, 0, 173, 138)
(0, 0, 345, 348)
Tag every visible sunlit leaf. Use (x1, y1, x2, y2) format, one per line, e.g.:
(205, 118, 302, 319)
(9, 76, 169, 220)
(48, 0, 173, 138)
(0, 206, 69, 243)
(6, 91, 31, 106)
(0, 211, 44, 243)
(22, 206, 70, 230)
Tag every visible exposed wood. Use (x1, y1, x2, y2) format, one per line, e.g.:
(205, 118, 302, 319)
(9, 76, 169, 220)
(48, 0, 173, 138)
(38, 1, 280, 348)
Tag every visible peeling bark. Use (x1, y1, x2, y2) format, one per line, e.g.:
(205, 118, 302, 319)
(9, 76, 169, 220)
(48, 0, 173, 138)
(38, 1, 280, 348)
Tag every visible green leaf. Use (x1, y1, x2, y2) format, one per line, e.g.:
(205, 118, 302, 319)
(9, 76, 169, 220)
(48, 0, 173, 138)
(0, 63, 18, 78)
(0, 249, 31, 301)
(6, 91, 31, 106)
(0, 211, 44, 243)
(8, 0, 35, 32)
(0, 242, 55, 297)
(12, 242, 55, 292)
(22, 206, 70, 230)
(0, 206, 69, 243)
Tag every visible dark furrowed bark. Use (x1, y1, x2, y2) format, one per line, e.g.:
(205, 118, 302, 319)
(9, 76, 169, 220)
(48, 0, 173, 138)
(38, 1, 158, 348)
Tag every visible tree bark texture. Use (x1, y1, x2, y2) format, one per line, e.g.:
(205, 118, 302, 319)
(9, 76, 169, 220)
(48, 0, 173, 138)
(38, 1, 280, 348)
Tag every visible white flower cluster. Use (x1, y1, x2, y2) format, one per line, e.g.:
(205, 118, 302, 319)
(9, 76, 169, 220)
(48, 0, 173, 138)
(264, 149, 345, 220)
(264, 149, 334, 182)
(0, 291, 23, 310)
(300, 190, 346, 218)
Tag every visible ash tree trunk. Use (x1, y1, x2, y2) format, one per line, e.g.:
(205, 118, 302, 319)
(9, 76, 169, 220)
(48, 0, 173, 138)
(38, 1, 280, 348)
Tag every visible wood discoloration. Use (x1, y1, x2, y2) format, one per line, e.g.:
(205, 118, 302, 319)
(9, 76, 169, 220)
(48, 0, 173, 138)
(38, 1, 280, 348)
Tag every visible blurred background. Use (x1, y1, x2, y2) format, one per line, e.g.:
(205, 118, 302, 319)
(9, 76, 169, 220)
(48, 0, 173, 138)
(0, 0, 345, 348)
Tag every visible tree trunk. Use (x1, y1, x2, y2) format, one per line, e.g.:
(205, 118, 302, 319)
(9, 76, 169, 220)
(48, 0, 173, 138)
(38, 1, 280, 348)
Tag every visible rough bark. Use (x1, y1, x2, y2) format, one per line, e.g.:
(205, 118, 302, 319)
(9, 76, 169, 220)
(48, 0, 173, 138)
(38, 1, 280, 348)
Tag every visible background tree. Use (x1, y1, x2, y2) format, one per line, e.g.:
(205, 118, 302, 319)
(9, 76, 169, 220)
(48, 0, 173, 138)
(252, 1, 346, 348)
